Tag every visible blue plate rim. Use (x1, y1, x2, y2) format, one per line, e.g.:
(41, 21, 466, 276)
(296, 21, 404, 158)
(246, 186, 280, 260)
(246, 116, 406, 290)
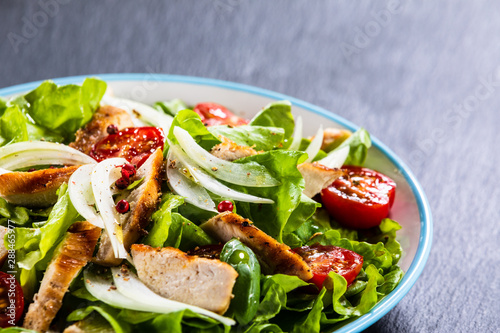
(0, 73, 432, 333)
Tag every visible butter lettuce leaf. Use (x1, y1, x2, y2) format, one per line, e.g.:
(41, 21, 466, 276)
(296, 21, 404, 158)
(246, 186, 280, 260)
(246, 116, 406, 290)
(230, 150, 312, 241)
(167, 109, 220, 150)
(334, 128, 371, 166)
(13, 183, 80, 294)
(23, 78, 106, 141)
(249, 101, 295, 147)
(208, 125, 285, 151)
(154, 99, 188, 117)
(0, 78, 105, 145)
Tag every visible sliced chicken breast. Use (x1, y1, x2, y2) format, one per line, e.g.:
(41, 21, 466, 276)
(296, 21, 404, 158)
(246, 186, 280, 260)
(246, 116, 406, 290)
(23, 221, 101, 333)
(95, 148, 164, 266)
(201, 212, 313, 281)
(298, 162, 343, 198)
(210, 137, 259, 161)
(70, 105, 134, 155)
(320, 128, 352, 151)
(131, 244, 238, 314)
(0, 166, 80, 207)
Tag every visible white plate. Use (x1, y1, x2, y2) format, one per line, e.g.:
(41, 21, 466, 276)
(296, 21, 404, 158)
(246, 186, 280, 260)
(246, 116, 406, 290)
(0, 74, 433, 333)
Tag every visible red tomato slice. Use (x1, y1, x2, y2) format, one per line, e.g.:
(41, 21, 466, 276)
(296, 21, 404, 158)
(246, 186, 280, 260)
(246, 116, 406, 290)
(0, 272, 24, 327)
(90, 127, 165, 167)
(293, 244, 363, 289)
(193, 102, 248, 127)
(321, 166, 396, 229)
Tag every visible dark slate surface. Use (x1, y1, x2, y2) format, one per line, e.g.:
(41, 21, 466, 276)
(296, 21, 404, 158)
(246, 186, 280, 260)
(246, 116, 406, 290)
(1, 1, 499, 332)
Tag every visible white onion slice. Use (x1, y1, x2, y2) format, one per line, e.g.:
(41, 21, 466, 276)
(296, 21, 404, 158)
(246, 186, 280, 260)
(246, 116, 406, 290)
(166, 150, 217, 212)
(91, 158, 128, 259)
(84, 267, 140, 309)
(170, 145, 274, 204)
(173, 127, 280, 187)
(304, 125, 324, 163)
(101, 96, 173, 132)
(288, 115, 303, 151)
(318, 145, 350, 169)
(0, 141, 96, 170)
(110, 267, 235, 326)
(68, 165, 105, 229)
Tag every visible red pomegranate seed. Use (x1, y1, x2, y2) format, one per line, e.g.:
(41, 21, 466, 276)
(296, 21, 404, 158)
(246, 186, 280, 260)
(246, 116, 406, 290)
(28, 168, 36, 172)
(121, 163, 136, 178)
(115, 173, 130, 189)
(116, 200, 130, 214)
(107, 124, 119, 135)
(217, 200, 233, 213)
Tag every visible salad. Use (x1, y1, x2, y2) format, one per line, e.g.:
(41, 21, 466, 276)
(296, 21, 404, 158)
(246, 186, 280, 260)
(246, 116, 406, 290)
(0, 78, 404, 333)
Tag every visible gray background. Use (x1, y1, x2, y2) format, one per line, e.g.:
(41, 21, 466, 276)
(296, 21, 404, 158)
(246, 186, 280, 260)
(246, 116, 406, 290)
(1, 1, 499, 332)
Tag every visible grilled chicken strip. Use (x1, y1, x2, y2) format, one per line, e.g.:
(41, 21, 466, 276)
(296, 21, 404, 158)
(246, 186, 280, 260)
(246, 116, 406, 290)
(23, 221, 101, 333)
(320, 128, 352, 152)
(201, 212, 313, 281)
(298, 162, 343, 198)
(95, 148, 164, 266)
(131, 244, 238, 314)
(210, 137, 259, 161)
(0, 166, 80, 207)
(70, 105, 134, 155)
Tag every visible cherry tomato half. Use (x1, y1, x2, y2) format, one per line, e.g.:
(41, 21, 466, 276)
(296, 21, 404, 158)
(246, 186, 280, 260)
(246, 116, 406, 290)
(0, 272, 24, 327)
(321, 166, 396, 229)
(193, 102, 248, 127)
(293, 244, 363, 289)
(90, 127, 165, 168)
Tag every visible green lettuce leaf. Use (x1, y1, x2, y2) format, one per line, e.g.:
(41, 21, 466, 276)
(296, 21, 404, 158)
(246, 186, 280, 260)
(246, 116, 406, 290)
(13, 183, 80, 293)
(284, 194, 321, 234)
(154, 99, 188, 117)
(169, 212, 216, 251)
(0, 105, 28, 145)
(143, 194, 215, 251)
(333, 128, 371, 166)
(68, 304, 227, 333)
(168, 109, 220, 150)
(254, 274, 309, 322)
(230, 150, 312, 241)
(208, 125, 285, 151)
(290, 288, 326, 333)
(321, 264, 383, 324)
(375, 218, 403, 264)
(23, 78, 106, 141)
(0, 198, 30, 226)
(0, 103, 64, 146)
(0, 328, 39, 333)
(0, 97, 7, 115)
(244, 322, 283, 333)
(142, 193, 185, 247)
(249, 101, 295, 147)
(68, 305, 131, 333)
(297, 138, 327, 161)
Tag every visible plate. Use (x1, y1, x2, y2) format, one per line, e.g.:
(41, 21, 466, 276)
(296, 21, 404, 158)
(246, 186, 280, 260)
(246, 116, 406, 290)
(0, 74, 432, 332)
